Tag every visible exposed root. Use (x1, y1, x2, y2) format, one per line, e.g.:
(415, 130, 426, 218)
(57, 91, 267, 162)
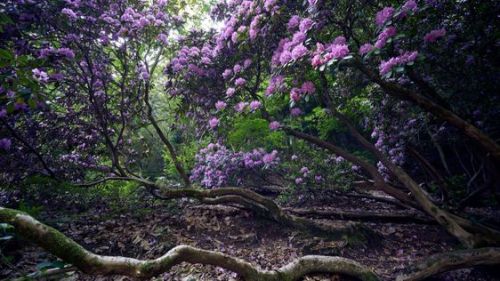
(285, 208, 434, 224)
(0, 207, 379, 281)
(152, 186, 369, 239)
(396, 247, 500, 281)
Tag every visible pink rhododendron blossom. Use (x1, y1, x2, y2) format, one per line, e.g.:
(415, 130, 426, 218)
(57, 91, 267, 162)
(243, 59, 252, 68)
(301, 81, 315, 94)
(234, 101, 248, 112)
(209, 117, 219, 128)
(262, 150, 278, 164)
(325, 44, 349, 60)
(424, 28, 446, 42)
(333, 36, 346, 45)
(0, 109, 6, 118)
(32, 68, 49, 83)
(290, 88, 302, 102)
(265, 75, 284, 96)
(300, 166, 309, 174)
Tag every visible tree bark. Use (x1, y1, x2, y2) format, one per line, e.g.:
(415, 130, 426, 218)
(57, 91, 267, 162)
(0, 207, 379, 281)
(285, 208, 434, 224)
(328, 108, 498, 247)
(355, 61, 500, 164)
(396, 247, 500, 281)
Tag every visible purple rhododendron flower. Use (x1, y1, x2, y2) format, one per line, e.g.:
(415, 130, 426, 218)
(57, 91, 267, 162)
(249, 100, 261, 111)
(291, 107, 302, 116)
(359, 43, 374, 55)
(299, 18, 314, 32)
(269, 121, 281, 130)
(222, 69, 233, 79)
(287, 15, 301, 30)
(0, 138, 11, 150)
(208, 117, 219, 128)
(376, 7, 394, 26)
(375, 27, 397, 49)
(291, 44, 308, 60)
(62, 8, 78, 20)
(226, 87, 236, 97)
(290, 88, 302, 102)
(215, 101, 227, 111)
(234, 101, 248, 112)
(379, 51, 418, 75)
(402, 0, 418, 12)
(235, 78, 246, 87)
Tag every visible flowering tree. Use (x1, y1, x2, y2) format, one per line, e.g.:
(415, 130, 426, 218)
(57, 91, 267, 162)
(0, 0, 193, 186)
(165, 0, 500, 247)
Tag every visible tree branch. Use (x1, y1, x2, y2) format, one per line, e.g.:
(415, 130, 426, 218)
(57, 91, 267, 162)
(397, 247, 500, 281)
(0, 207, 379, 281)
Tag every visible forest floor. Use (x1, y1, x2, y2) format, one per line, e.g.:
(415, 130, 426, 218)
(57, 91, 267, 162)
(2, 188, 499, 281)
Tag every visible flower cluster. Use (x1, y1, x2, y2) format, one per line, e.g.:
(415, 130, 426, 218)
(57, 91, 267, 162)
(271, 17, 314, 66)
(190, 143, 279, 188)
(311, 37, 350, 68)
(379, 51, 418, 76)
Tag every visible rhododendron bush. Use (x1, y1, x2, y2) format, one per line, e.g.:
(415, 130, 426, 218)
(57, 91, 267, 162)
(1, 0, 500, 279)
(166, 0, 499, 190)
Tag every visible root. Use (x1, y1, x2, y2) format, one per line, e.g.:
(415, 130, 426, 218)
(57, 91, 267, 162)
(396, 247, 500, 281)
(0, 207, 378, 281)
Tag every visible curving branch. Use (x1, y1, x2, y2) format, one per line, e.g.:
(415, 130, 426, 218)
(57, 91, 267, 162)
(285, 208, 434, 224)
(0, 207, 379, 281)
(396, 247, 500, 281)
(153, 187, 367, 237)
(326, 107, 500, 247)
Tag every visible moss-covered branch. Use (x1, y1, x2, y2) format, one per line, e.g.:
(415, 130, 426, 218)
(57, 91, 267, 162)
(397, 247, 500, 281)
(0, 207, 378, 281)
